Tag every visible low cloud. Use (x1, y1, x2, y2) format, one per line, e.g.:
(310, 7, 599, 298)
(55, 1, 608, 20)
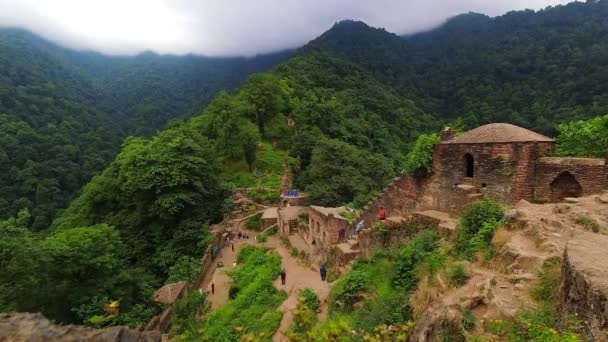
(0, 0, 573, 56)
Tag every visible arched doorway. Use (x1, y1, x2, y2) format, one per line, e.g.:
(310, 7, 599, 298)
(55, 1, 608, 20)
(550, 171, 582, 201)
(464, 154, 474, 178)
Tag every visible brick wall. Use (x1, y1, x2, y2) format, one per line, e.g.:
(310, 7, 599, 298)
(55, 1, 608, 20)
(308, 208, 351, 250)
(360, 172, 428, 227)
(432, 141, 555, 209)
(534, 157, 608, 201)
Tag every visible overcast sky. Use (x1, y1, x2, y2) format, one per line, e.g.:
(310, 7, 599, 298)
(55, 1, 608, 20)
(0, 0, 574, 57)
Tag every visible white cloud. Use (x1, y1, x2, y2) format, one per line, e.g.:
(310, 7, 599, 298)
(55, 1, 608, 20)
(0, 0, 575, 56)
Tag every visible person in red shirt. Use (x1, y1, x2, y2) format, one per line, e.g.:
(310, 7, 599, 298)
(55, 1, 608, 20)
(378, 207, 386, 220)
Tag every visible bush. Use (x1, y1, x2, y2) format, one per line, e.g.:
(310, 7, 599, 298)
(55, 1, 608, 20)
(246, 213, 262, 230)
(575, 215, 600, 233)
(266, 225, 278, 236)
(531, 256, 562, 302)
(486, 304, 582, 341)
(438, 316, 465, 342)
(287, 298, 318, 337)
(335, 269, 368, 307)
(404, 133, 440, 176)
(299, 288, 321, 312)
(449, 264, 469, 287)
(354, 290, 409, 332)
(462, 308, 475, 330)
(257, 233, 268, 243)
(172, 291, 209, 335)
(393, 230, 440, 289)
(454, 197, 503, 259)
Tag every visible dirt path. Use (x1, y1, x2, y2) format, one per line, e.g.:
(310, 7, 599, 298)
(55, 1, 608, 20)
(199, 223, 334, 341)
(262, 235, 334, 342)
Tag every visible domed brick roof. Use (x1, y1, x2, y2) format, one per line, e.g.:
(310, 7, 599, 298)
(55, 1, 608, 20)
(441, 123, 555, 144)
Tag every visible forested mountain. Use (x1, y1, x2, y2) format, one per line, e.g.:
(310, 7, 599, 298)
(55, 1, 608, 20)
(309, 0, 608, 134)
(0, 29, 289, 228)
(0, 36, 437, 325)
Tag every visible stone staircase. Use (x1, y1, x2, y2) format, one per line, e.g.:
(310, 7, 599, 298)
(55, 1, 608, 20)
(457, 177, 483, 201)
(335, 237, 361, 267)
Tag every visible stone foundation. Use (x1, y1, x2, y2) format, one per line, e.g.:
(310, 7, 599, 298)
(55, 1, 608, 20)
(558, 232, 608, 340)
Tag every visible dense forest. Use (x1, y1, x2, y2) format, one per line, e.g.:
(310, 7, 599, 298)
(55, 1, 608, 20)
(309, 0, 608, 135)
(0, 29, 289, 228)
(2, 0, 608, 332)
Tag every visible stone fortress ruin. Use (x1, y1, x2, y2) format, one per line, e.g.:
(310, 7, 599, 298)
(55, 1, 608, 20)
(271, 123, 608, 261)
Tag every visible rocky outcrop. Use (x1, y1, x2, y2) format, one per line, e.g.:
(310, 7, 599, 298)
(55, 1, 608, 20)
(558, 232, 608, 340)
(0, 312, 160, 342)
(153, 281, 187, 305)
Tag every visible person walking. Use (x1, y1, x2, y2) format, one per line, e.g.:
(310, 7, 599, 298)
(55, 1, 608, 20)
(211, 282, 215, 295)
(320, 264, 327, 282)
(280, 268, 286, 285)
(231, 242, 234, 252)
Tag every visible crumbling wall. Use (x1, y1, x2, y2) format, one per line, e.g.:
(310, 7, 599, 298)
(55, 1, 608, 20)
(308, 207, 351, 249)
(358, 215, 440, 256)
(535, 157, 608, 201)
(360, 172, 427, 227)
(557, 232, 608, 340)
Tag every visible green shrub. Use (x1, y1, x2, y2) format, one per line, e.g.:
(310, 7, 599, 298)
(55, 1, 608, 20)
(531, 256, 562, 302)
(421, 250, 447, 282)
(449, 264, 469, 287)
(257, 233, 268, 243)
(404, 133, 440, 176)
(454, 197, 504, 259)
(246, 213, 262, 230)
(299, 288, 320, 312)
(172, 291, 209, 335)
(462, 308, 475, 330)
(575, 215, 600, 233)
(450, 267, 467, 288)
(393, 230, 440, 289)
(354, 289, 409, 332)
(438, 317, 465, 342)
(335, 269, 368, 307)
(266, 225, 278, 236)
(486, 304, 581, 341)
(287, 298, 318, 338)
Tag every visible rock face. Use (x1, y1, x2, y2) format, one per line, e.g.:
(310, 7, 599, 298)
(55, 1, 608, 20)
(558, 232, 608, 340)
(0, 312, 161, 342)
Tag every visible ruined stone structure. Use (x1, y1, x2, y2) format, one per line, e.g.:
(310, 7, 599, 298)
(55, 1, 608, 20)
(307, 206, 352, 249)
(558, 232, 608, 341)
(362, 123, 608, 227)
(277, 206, 307, 235)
